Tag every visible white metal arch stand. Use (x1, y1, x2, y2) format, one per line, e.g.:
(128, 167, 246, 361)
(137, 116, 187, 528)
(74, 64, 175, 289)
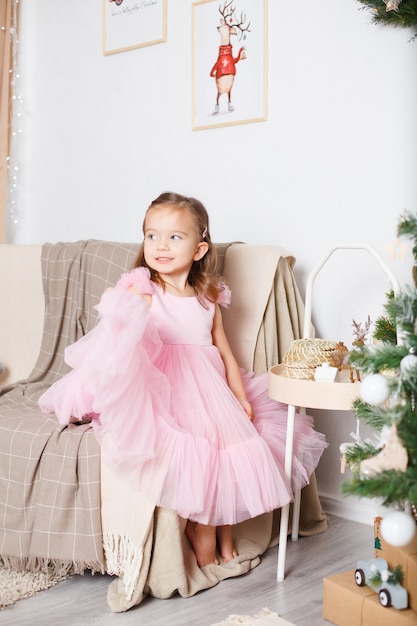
(268, 244, 400, 582)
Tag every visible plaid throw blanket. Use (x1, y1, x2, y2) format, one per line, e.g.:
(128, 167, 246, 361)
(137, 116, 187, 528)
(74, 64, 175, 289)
(0, 240, 143, 573)
(0, 239, 232, 575)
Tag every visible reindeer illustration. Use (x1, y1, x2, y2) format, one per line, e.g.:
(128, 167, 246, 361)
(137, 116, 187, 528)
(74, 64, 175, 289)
(210, 1, 250, 115)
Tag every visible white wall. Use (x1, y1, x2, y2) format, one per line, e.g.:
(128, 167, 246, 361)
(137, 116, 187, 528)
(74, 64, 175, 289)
(11, 0, 417, 523)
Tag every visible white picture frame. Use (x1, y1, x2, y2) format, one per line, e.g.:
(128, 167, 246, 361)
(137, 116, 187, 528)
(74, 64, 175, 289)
(103, 0, 167, 56)
(192, 0, 268, 131)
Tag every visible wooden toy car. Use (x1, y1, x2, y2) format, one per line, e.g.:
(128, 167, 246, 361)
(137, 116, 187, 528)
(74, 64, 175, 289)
(355, 558, 408, 609)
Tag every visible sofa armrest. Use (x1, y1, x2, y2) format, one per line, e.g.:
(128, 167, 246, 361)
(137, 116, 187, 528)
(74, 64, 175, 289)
(0, 244, 44, 386)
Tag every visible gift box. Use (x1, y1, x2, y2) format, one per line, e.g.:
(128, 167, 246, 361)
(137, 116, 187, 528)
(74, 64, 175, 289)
(362, 595, 417, 626)
(323, 570, 373, 626)
(408, 555, 417, 614)
(323, 569, 417, 626)
(374, 515, 417, 612)
(374, 516, 417, 568)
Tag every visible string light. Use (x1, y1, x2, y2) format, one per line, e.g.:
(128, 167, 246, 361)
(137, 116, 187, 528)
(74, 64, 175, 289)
(7, 0, 22, 240)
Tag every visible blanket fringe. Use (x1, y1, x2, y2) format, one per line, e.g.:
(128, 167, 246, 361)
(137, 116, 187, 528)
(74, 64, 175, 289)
(103, 533, 144, 601)
(0, 554, 104, 577)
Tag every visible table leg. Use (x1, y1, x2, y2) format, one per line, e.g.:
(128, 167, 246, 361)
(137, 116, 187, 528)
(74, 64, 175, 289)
(291, 407, 306, 541)
(291, 489, 301, 541)
(277, 502, 290, 581)
(276, 403, 296, 581)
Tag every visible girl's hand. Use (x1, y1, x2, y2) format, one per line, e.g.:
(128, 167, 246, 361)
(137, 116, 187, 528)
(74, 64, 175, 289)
(239, 398, 254, 421)
(128, 286, 152, 307)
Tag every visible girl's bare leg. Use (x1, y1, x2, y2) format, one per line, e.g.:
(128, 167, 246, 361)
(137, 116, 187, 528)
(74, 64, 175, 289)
(216, 525, 238, 562)
(185, 520, 218, 567)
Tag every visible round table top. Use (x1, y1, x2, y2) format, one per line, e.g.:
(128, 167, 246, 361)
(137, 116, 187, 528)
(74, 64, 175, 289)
(268, 364, 361, 410)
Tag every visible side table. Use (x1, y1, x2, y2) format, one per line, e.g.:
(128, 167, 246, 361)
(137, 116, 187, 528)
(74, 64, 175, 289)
(268, 365, 361, 581)
(267, 244, 400, 582)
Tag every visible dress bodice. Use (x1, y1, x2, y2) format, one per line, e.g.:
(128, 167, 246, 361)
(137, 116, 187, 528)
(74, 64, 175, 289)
(150, 285, 215, 346)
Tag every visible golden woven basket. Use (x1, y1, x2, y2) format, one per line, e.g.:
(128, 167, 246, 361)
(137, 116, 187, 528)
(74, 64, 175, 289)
(281, 338, 339, 380)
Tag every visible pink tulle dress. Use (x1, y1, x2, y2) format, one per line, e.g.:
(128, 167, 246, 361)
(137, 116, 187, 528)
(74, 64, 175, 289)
(39, 267, 327, 526)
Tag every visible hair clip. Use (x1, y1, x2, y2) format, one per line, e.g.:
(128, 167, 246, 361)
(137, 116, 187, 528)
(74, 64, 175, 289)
(202, 227, 208, 239)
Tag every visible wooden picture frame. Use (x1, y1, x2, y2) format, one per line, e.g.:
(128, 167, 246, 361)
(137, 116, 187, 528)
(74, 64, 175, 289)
(192, 0, 268, 131)
(103, 0, 167, 56)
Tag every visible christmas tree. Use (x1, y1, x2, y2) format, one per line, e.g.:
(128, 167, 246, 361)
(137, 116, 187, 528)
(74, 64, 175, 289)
(341, 211, 417, 546)
(356, 0, 417, 32)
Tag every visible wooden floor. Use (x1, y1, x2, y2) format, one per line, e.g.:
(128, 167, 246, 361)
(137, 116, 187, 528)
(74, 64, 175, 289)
(2, 515, 373, 626)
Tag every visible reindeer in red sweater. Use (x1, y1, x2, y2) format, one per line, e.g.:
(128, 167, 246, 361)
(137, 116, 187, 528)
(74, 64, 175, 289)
(210, 1, 251, 114)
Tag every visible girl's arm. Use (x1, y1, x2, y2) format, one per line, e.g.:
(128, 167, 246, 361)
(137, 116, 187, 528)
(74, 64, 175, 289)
(212, 304, 254, 420)
(117, 268, 153, 307)
(128, 286, 152, 307)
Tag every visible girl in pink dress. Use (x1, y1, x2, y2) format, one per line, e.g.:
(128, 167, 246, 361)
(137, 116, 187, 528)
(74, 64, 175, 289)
(39, 192, 327, 567)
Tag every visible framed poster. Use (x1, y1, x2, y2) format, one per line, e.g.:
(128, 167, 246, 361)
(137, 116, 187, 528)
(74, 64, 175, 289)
(103, 0, 167, 56)
(192, 0, 268, 131)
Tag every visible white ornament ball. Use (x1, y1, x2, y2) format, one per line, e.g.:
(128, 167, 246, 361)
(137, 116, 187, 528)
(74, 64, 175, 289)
(380, 511, 416, 547)
(400, 353, 417, 375)
(360, 373, 390, 406)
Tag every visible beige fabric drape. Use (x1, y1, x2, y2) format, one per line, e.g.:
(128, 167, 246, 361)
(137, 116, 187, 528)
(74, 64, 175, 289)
(0, 0, 14, 242)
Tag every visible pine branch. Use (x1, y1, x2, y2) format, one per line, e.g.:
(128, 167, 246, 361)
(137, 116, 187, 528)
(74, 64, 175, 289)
(351, 398, 401, 430)
(349, 343, 407, 373)
(344, 440, 380, 469)
(398, 211, 417, 285)
(373, 315, 397, 344)
(389, 565, 405, 586)
(398, 402, 417, 465)
(356, 0, 417, 30)
(390, 286, 417, 330)
(369, 564, 404, 587)
(369, 570, 384, 589)
(342, 468, 417, 505)
(398, 211, 417, 259)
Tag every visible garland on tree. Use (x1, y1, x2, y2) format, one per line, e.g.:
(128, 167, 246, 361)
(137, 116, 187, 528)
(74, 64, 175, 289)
(342, 212, 417, 526)
(356, 0, 417, 32)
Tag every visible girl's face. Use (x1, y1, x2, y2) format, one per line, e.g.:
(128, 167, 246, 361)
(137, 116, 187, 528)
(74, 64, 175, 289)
(143, 205, 208, 278)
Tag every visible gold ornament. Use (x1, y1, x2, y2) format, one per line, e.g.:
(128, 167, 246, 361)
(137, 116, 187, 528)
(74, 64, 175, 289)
(384, 0, 402, 12)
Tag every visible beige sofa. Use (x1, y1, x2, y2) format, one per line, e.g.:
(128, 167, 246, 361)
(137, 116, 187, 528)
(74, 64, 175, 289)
(0, 244, 44, 386)
(0, 240, 327, 612)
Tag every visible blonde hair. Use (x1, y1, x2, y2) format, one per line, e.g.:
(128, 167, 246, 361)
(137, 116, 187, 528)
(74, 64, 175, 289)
(133, 192, 221, 306)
